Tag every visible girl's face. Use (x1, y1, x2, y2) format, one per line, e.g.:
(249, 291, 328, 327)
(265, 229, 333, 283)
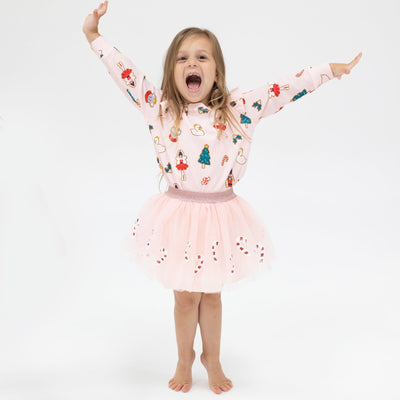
(174, 35, 217, 105)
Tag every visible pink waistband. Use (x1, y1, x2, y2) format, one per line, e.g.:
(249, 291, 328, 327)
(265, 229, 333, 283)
(165, 186, 236, 203)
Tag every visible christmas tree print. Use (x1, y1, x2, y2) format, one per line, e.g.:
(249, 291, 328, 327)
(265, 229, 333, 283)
(198, 145, 211, 168)
(240, 113, 252, 127)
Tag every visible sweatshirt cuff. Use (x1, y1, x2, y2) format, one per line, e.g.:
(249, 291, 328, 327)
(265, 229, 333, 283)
(90, 35, 114, 59)
(310, 63, 334, 88)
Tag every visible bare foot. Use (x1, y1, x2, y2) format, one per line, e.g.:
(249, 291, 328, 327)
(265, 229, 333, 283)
(200, 353, 233, 394)
(168, 349, 196, 392)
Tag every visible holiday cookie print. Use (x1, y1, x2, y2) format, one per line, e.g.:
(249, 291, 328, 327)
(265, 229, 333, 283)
(225, 169, 235, 187)
(240, 114, 251, 128)
(232, 134, 242, 144)
(198, 145, 211, 168)
(145, 90, 157, 107)
(201, 176, 211, 185)
(117, 61, 136, 88)
(198, 106, 209, 114)
(268, 82, 288, 99)
(252, 100, 262, 111)
(191, 124, 205, 136)
(154, 136, 166, 153)
(176, 149, 189, 180)
(126, 89, 141, 107)
(169, 127, 181, 142)
(236, 148, 247, 165)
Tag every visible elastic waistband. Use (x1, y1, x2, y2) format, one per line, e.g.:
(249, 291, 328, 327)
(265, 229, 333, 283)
(165, 186, 236, 203)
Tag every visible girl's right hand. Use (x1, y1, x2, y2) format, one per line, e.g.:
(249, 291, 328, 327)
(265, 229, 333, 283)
(82, 1, 109, 40)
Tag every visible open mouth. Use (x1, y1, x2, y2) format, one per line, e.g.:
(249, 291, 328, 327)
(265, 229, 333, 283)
(186, 73, 202, 93)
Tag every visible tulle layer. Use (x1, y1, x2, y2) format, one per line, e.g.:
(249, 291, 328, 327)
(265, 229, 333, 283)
(123, 191, 275, 293)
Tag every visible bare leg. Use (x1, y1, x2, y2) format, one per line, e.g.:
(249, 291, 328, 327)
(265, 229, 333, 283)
(168, 290, 202, 393)
(198, 292, 233, 394)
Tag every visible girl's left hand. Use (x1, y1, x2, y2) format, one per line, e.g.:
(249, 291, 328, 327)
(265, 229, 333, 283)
(329, 52, 362, 80)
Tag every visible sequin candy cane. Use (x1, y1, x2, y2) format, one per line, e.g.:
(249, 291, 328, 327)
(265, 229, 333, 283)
(254, 243, 265, 263)
(211, 240, 219, 262)
(229, 253, 236, 274)
(184, 241, 192, 262)
(155, 248, 168, 264)
(194, 254, 204, 274)
(132, 217, 140, 237)
(144, 228, 155, 257)
(236, 236, 250, 255)
(145, 239, 151, 257)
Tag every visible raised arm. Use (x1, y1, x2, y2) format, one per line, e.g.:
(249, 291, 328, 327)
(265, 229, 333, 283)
(240, 52, 362, 123)
(329, 52, 362, 80)
(82, 1, 107, 44)
(83, 1, 161, 122)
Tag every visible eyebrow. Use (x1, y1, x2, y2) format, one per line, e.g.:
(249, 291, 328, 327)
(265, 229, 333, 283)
(177, 49, 211, 55)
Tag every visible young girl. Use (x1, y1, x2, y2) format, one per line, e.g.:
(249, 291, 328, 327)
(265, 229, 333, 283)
(83, 1, 361, 394)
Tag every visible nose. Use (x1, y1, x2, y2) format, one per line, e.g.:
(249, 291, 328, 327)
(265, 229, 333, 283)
(187, 56, 198, 67)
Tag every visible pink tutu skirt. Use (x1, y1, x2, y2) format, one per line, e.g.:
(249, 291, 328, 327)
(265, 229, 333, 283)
(123, 186, 275, 293)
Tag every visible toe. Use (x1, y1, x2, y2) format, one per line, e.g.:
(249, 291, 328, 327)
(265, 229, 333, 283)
(182, 383, 191, 393)
(220, 383, 231, 391)
(175, 384, 183, 391)
(212, 385, 222, 394)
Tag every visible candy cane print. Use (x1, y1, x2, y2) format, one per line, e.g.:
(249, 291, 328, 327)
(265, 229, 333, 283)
(254, 243, 265, 263)
(211, 240, 219, 262)
(156, 247, 168, 264)
(132, 217, 140, 237)
(236, 236, 250, 255)
(229, 253, 235, 274)
(145, 239, 151, 257)
(194, 254, 204, 274)
(184, 241, 192, 262)
(145, 228, 155, 257)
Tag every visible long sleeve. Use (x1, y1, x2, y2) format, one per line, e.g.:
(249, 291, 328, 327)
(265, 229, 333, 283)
(90, 35, 162, 122)
(240, 63, 334, 124)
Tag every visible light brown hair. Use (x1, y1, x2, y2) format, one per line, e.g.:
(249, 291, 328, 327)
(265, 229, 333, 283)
(161, 27, 242, 138)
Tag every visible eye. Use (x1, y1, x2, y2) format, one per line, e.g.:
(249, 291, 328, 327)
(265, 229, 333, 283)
(177, 56, 187, 62)
(198, 55, 207, 60)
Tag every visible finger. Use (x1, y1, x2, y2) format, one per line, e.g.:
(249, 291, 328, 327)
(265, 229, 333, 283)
(348, 52, 362, 69)
(98, 1, 108, 14)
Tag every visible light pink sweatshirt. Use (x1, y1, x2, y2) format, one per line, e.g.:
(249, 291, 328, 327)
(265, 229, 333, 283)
(91, 36, 334, 193)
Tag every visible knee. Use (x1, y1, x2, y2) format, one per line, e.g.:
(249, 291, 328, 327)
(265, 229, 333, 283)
(174, 290, 202, 312)
(201, 292, 221, 306)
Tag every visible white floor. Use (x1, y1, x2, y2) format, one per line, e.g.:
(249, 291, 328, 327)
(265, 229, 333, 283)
(0, 252, 398, 400)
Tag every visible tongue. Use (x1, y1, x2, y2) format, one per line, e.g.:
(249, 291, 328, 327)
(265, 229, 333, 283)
(188, 81, 201, 92)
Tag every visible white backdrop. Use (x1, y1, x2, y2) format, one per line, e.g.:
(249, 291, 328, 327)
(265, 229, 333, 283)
(1, 0, 399, 399)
